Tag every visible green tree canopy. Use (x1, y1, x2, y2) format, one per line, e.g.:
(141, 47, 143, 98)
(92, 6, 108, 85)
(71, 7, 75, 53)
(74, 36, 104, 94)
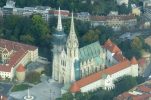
(82, 30, 99, 44)
(131, 37, 143, 50)
(30, 15, 51, 46)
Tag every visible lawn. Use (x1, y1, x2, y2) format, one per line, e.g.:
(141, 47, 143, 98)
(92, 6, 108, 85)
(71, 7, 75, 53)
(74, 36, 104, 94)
(11, 84, 32, 92)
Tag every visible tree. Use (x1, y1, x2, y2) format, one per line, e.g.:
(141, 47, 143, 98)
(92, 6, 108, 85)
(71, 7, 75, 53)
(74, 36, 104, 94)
(20, 34, 35, 44)
(96, 25, 114, 44)
(82, 30, 99, 45)
(25, 71, 41, 84)
(0, 0, 6, 7)
(31, 15, 51, 46)
(136, 76, 145, 84)
(117, 4, 131, 14)
(75, 92, 86, 100)
(61, 92, 73, 100)
(131, 37, 143, 50)
(114, 76, 137, 96)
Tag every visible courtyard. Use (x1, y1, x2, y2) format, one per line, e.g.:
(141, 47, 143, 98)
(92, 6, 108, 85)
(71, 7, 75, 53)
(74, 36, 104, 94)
(9, 78, 63, 100)
(0, 82, 13, 96)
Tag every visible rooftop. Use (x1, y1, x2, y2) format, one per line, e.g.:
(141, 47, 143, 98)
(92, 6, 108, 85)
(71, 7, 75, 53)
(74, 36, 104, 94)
(16, 64, 25, 72)
(79, 41, 103, 64)
(70, 39, 138, 93)
(0, 39, 37, 72)
(70, 59, 131, 93)
(104, 39, 121, 54)
(90, 14, 136, 21)
(116, 80, 151, 100)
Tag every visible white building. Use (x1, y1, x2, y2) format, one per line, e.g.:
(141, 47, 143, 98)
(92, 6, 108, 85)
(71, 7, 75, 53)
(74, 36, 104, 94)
(143, 0, 151, 7)
(0, 39, 38, 80)
(116, 0, 129, 6)
(90, 14, 137, 31)
(76, 12, 90, 21)
(2, 0, 16, 16)
(52, 8, 139, 93)
(70, 44, 138, 93)
(2, 0, 51, 22)
(52, 8, 107, 85)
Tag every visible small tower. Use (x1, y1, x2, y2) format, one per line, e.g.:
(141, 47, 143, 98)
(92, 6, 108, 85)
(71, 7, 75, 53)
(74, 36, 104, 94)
(52, 7, 66, 81)
(16, 64, 26, 82)
(66, 13, 79, 83)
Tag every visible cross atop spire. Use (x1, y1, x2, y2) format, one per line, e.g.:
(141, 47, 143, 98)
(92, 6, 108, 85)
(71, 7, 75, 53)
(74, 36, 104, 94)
(57, 7, 63, 31)
(69, 12, 75, 35)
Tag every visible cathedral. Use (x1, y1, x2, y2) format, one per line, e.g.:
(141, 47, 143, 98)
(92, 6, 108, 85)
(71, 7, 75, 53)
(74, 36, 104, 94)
(52, 8, 107, 84)
(52, 8, 138, 93)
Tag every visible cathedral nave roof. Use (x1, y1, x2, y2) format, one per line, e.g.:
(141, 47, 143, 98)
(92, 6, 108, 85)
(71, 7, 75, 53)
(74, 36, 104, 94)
(79, 41, 104, 65)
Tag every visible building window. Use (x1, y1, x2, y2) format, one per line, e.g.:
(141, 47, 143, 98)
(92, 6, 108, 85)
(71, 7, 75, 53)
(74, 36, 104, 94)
(70, 51, 72, 57)
(88, 67, 89, 74)
(95, 67, 97, 72)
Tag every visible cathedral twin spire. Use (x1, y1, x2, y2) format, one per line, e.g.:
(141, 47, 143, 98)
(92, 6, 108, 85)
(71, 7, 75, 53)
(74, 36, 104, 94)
(56, 7, 78, 48)
(68, 12, 79, 44)
(69, 13, 76, 36)
(57, 7, 63, 31)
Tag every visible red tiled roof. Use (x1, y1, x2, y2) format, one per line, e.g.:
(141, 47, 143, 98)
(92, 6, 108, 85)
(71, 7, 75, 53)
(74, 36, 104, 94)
(116, 92, 151, 100)
(70, 83, 81, 93)
(0, 65, 11, 72)
(70, 60, 130, 93)
(138, 58, 146, 67)
(0, 49, 27, 72)
(16, 64, 25, 72)
(104, 39, 121, 54)
(49, 10, 69, 16)
(113, 52, 126, 62)
(0, 38, 37, 72)
(90, 14, 136, 21)
(0, 39, 37, 51)
(116, 92, 134, 100)
(131, 57, 138, 65)
(138, 85, 151, 93)
(132, 94, 151, 100)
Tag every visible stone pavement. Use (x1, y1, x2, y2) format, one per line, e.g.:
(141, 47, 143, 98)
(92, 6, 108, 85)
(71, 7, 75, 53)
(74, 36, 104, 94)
(0, 82, 13, 96)
(9, 79, 63, 100)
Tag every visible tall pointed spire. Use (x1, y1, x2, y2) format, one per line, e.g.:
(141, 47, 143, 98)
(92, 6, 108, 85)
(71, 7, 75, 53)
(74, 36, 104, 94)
(67, 12, 78, 44)
(57, 7, 63, 31)
(70, 12, 75, 35)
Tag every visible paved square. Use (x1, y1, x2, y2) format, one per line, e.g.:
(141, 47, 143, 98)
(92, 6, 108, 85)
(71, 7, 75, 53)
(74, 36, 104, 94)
(0, 82, 13, 96)
(9, 79, 63, 100)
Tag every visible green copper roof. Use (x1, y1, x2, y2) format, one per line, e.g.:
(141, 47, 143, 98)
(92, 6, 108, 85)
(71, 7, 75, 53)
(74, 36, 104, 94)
(79, 41, 103, 65)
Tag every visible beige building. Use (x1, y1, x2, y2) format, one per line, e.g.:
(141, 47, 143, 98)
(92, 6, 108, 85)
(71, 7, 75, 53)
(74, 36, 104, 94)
(116, 0, 129, 6)
(132, 7, 141, 16)
(0, 39, 38, 80)
(52, 8, 139, 94)
(90, 14, 137, 31)
(16, 64, 26, 82)
(70, 40, 139, 93)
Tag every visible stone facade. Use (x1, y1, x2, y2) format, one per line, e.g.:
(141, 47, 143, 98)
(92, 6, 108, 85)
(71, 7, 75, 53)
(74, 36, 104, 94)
(0, 39, 38, 80)
(90, 14, 137, 31)
(52, 8, 139, 94)
(52, 9, 109, 84)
